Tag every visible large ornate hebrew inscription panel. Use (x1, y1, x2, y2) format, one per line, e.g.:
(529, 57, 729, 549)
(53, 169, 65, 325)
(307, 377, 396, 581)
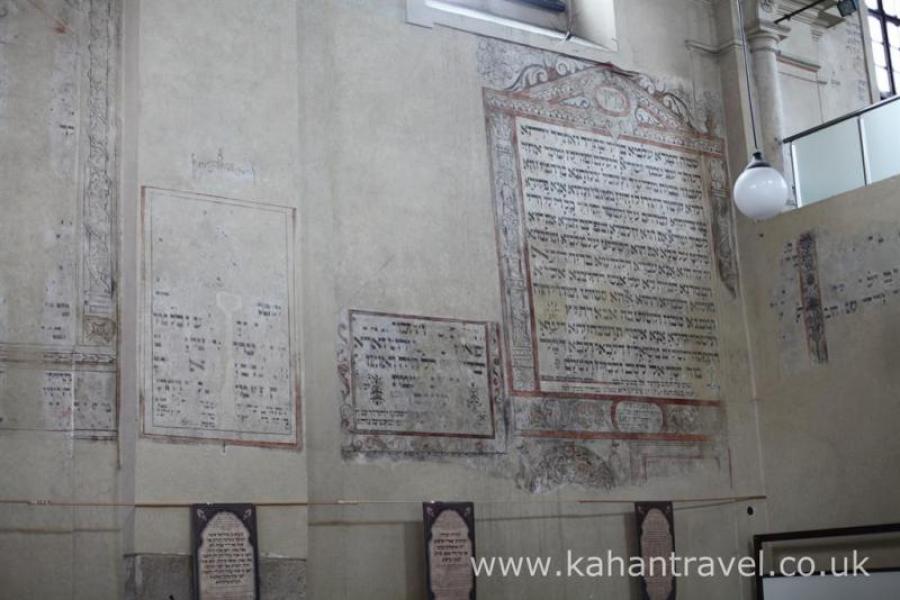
(514, 117, 719, 400)
(486, 67, 727, 405)
(485, 64, 729, 456)
(142, 188, 299, 447)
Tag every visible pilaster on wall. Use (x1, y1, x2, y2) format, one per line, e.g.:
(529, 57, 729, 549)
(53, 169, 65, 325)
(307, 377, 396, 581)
(705, 0, 792, 189)
(738, 0, 874, 201)
(747, 26, 790, 172)
(745, 1, 792, 176)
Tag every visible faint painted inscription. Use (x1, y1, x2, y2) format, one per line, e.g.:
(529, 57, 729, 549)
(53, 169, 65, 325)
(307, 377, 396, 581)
(42, 371, 73, 426)
(349, 311, 493, 437)
(142, 188, 298, 446)
(772, 228, 900, 372)
(0, 0, 118, 436)
(515, 117, 719, 400)
(191, 148, 256, 184)
(40, 370, 114, 431)
(614, 401, 664, 434)
(796, 232, 828, 364)
(512, 395, 719, 440)
(0, 348, 116, 435)
(339, 311, 506, 455)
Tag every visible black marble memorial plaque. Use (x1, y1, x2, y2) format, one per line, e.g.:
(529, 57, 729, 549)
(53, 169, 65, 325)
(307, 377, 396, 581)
(191, 503, 260, 600)
(423, 502, 476, 600)
(635, 501, 676, 600)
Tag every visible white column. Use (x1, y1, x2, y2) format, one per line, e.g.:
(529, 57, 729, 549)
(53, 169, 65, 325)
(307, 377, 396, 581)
(747, 27, 788, 173)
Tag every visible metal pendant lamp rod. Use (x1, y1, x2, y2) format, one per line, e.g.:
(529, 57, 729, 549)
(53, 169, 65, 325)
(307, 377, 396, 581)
(736, 0, 761, 151)
(774, 0, 830, 24)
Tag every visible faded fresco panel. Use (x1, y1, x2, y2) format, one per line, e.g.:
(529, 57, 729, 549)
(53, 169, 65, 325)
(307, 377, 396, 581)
(141, 188, 299, 447)
(483, 54, 731, 492)
(338, 310, 506, 455)
(0, 0, 119, 436)
(771, 227, 900, 374)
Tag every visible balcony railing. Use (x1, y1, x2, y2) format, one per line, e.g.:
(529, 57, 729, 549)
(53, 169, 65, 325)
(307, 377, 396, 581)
(785, 94, 900, 207)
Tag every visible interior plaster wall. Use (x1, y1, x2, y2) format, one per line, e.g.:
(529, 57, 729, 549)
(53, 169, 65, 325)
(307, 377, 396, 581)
(119, 0, 309, 593)
(299, 1, 764, 598)
(0, 0, 894, 598)
(777, 8, 874, 138)
(739, 174, 900, 534)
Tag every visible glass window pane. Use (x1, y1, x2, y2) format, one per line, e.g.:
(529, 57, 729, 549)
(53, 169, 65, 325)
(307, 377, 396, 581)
(792, 119, 866, 206)
(871, 17, 884, 43)
(888, 22, 900, 47)
(867, 0, 879, 9)
(861, 99, 900, 183)
(876, 66, 892, 93)
(874, 42, 888, 66)
(886, 0, 899, 17)
(892, 46, 900, 66)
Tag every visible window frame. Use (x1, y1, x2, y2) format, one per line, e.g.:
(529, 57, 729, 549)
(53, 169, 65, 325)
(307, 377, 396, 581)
(869, 0, 900, 98)
(510, 0, 567, 12)
(427, 0, 568, 32)
(406, 0, 619, 58)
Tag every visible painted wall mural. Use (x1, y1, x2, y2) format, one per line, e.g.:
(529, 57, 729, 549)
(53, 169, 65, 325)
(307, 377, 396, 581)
(340, 41, 734, 493)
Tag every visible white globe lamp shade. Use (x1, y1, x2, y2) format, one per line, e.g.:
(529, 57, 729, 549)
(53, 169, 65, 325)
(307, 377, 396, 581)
(733, 152, 790, 220)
